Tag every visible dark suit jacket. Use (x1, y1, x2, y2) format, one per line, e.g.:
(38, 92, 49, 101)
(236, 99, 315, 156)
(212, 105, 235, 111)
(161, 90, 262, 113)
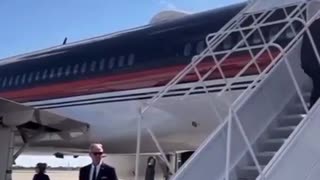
(33, 173, 50, 180)
(79, 163, 118, 180)
(301, 18, 320, 78)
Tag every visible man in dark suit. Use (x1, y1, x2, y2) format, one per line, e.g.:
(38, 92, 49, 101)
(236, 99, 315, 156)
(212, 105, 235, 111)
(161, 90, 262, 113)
(301, 18, 320, 108)
(79, 143, 118, 180)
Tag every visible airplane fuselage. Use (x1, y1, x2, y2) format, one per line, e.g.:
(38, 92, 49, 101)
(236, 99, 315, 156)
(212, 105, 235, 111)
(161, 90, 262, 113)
(0, 2, 303, 155)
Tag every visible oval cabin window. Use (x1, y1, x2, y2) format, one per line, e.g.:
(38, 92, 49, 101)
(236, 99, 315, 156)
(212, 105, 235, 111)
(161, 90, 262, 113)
(15, 75, 20, 85)
(118, 56, 125, 67)
(252, 31, 262, 44)
(196, 41, 205, 54)
(50, 69, 55, 79)
(81, 62, 87, 74)
(285, 28, 295, 39)
(8, 76, 13, 86)
(65, 66, 71, 76)
(99, 58, 105, 71)
(91, 61, 97, 72)
(2, 77, 7, 87)
(223, 36, 232, 50)
(58, 67, 63, 77)
(21, 74, 26, 84)
(73, 64, 79, 75)
(42, 69, 48, 80)
(268, 26, 280, 42)
(128, 54, 135, 66)
(109, 57, 115, 69)
(237, 35, 245, 47)
(28, 73, 33, 83)
(35, 72, 40, 81)
(184, 43, 192, 56)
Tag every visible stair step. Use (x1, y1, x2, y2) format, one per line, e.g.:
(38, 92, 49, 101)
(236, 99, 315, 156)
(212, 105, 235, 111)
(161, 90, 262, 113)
(238, 165, 266, 179)
(295, 93, 311, 103)
(287, 104, 307, 114)
(260, 138, 286, 152)
(269, 126, 296, 138)
(248, 151, 276, 165)
(238, 178, 256, 180)
(278, 114, 305, 126)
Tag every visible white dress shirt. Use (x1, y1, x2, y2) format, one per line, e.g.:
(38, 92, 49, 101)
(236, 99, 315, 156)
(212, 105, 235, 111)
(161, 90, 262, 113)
(89, 162, 102, 180)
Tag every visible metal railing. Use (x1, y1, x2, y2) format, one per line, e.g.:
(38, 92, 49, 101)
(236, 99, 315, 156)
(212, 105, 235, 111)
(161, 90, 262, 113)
(133, 0, 320, 179)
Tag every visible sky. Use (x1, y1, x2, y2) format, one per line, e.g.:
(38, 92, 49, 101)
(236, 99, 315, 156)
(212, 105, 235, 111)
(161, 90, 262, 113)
(1, 0, 244, 167)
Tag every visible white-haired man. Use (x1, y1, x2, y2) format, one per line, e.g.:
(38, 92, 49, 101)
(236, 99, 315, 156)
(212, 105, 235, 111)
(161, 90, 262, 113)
(79, 143, 118, 180)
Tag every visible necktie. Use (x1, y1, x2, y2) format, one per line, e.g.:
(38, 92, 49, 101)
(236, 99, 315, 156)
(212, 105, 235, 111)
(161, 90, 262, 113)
(92, 165, 97, 180)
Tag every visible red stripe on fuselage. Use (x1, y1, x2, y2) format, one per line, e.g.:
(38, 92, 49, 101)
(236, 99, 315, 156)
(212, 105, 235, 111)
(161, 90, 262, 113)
(0, 51, 279, 102)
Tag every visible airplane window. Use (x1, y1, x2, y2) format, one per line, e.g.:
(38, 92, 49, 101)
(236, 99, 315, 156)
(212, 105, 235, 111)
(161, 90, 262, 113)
(50, 68, 55, 79)
(9, 76, 14, 87)
(73, 64, 79, 75)
(65, 65, 71, 76)
(252, 31, 262, 44)
(15, 75, 20, 86)
(8, 76, 13, 87)
(184, 43, 192, 56)
(28, 73, 34, 83)
(237, 35, 245, 48)
(42, 69, 48, 80)
(90, 61, 97, 72)
(118, 56, 125, 67)
(2, 77, 7, 87)
(35, 72, 40, 81)
(21, 74, 26, 84)
(285, 28, 295, 39)
(268, 26, 280, 42)
(128, 54, 135, 66)
(99, 58, 105, 71)
(81, 62, 87, 74)
(196, 41, 205, 54)
(57, 67, 63, 77)
(12, 76, 16, 86)
(223, 36, 232, 50)
(109, 57, 115, 69)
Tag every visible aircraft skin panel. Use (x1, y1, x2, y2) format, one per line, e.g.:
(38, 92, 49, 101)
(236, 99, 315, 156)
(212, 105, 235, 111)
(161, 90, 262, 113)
(0, 51, 274, 103)
(18, 73, 255, 154)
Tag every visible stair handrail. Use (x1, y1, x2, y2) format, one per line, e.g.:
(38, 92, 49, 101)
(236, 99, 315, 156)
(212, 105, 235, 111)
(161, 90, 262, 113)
(233, 8, 320, 112)
(140, 2, 258, 115)
(180, 3, 306, 100)
(135, 1, 318, 180)
(171, 2, 319, 179)
(253, 8, 320, 179)
(141, 1, 305, 116)
(223, 5, 320, 180)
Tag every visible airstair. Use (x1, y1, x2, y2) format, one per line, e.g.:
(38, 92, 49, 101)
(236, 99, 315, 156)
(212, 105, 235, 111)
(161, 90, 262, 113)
(134, 0, 320, 180)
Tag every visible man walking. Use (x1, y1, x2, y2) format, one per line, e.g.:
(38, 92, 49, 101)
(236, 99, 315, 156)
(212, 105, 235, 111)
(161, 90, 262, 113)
(301, 18, 320, 108)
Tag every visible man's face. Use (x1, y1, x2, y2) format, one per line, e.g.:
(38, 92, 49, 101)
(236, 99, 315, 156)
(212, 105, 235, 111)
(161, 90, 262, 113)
(89, 145, 104, 165)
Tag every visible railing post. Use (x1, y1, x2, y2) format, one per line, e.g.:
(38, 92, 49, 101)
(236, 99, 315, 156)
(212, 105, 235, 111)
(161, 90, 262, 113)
(187, 58, 227, 122)
(283, 57, 309, 113)
(135, 111, 143, 180)
(225, 112, 233, 180)
(146, 128, 175, 174)
(232, 109, 265, 179)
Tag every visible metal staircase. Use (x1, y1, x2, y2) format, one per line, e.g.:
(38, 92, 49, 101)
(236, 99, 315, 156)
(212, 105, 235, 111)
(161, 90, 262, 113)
(236, 89, 310, 180)
(133, 0, 320, 180)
